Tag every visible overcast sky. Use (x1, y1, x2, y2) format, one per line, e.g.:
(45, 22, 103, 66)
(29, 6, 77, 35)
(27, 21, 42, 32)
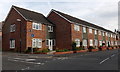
(0, 0, 119, 31)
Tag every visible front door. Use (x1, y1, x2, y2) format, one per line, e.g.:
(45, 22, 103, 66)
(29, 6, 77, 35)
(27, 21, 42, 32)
(48, 39, 53, 51)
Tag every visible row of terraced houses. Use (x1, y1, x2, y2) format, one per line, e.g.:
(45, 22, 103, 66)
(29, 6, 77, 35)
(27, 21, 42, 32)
(2, 6, 120, 52)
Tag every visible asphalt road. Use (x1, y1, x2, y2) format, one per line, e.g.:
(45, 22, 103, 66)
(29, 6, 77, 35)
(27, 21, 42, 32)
(2, 49, 120, 71)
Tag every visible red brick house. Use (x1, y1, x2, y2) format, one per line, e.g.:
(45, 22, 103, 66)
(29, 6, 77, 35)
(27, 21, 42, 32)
(2, 6, 55, 52)
(47, 9, 119, 50)
(2, 6, 119, 52)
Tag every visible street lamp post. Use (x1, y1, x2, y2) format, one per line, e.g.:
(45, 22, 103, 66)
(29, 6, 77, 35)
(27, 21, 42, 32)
(17, 19, 22, 53)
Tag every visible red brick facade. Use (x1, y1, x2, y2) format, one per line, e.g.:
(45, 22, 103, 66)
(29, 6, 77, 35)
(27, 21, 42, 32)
(47, 11, 72, 50)
(2, 6, 120, 52)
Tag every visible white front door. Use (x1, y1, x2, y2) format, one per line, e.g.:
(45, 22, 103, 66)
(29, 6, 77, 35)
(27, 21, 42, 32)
(48, 39, 53, 51)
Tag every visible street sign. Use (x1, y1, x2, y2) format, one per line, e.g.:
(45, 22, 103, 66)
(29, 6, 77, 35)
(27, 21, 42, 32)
(31, 34, 34, 37)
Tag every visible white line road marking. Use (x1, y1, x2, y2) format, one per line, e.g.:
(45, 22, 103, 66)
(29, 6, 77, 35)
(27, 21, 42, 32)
(99, 57, 109, 64)
(25, 59, 36, 61)
(99, 53, 116, 64)
(14, 58, 21, 59)
(111, 54, 115, 57)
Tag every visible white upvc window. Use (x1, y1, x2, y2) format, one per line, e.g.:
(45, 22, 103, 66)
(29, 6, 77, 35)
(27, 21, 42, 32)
(75, 39, 80, 47)
(103, 32, 105, 36)
(48, 26, 53, 32)
(106, 32, 107, 36)
(99, 40, 102, 46)
(115, 35, 116, 39)
(108, 33, 110, 37)
(113, 34, 114, 38)
(99, 31, 101, 35)
(32, 38, 42, 48)
(94, 39, 98, 46)
(10, 24, 16, 32)
(94, 30, 97, 35)
(115, 41, 118, 45)
(83, 39, 87, 46)
(10, 39, 15, 48)
(89, 28, 92, 33)
(32, 22, 42, 30)
(111, 34, 112, 37)
(46, 39, 55, 46)
(106, 40, 108, 46)
(83, 27, 86, 33)
(111, 41, 114, 46)
(90, 39, 93, 46)
(74, 24, 80, 31)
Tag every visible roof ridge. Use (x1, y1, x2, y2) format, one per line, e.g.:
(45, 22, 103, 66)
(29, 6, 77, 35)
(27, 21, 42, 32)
(52, 9, 114, 33)
(12, 5, 43, 15)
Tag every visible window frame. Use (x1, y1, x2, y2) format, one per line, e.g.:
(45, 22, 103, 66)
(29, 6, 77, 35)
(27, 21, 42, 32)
(10, 24, 16, 32)
(103, 32, 105, 36)
(83, 39, 87, 46)
(75, 39, 80, 47)
(99, 40, 102, 46)
(90, 39, 93, 46)
(89, 28, 92, 33)
(94, 30, 97, 35)
(83, 27, 86, 33)
(32, 38, 42, 48)
(99, 31, 101, 35)
(74, 24, 80, 31)
(32, 22, 42, 30)
(94, 39, 98, 46)
(48, 25, 53, 32)
(10, 39, 15, 48)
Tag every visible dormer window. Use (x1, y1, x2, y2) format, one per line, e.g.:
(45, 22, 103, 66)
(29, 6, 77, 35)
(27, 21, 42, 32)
(74, 24, 80, 31)
(48, 26, 53, 32)
(10, 24, 16, 32)
(32, 22, 42, 30)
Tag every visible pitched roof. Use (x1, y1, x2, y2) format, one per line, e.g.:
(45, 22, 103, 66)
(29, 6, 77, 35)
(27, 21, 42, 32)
(52, 9, 115, 33)
(12, 5, 53, 25)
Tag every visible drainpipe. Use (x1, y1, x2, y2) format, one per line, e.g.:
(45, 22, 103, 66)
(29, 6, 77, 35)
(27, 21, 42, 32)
(17, 19, 22, 53)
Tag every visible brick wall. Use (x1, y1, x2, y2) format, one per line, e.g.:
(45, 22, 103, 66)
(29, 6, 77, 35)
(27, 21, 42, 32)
(2, 8, 27, 52)
(47, 11, 72, 50)
(71, 24, 82, 43)
(26, 21, 47, 50)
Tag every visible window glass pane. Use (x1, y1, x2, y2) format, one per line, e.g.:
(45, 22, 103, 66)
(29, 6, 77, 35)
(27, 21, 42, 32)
(89, 28, 92, 33)
(94, 40, 98, 46)
(106, 32, 107, 36)
(83, 40, 87, 46)
(95, 30, 97, 35)
(83, 27, 86, 33)
(75, 39, 80, 47)
(90, 39, 93, 46)
(74, 25, 79, 31)
(10, 39, 15, 48)
(99, 41, 102, 46)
